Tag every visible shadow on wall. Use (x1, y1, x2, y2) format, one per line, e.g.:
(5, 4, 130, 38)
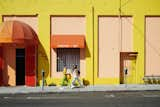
(2, 47, 15, 86)
(85, 42, 91, 58)
(2, 67, 9, 86)
(84, 41, 91, 85)
(2, 75, 10, 86)
(37, 43, 49, 86)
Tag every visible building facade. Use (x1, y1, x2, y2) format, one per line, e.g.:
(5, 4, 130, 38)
(0, 0, 160, 86)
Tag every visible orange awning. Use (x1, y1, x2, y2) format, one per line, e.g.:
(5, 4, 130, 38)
(0, 21, 38, 45)
(51, 35, 85, 48)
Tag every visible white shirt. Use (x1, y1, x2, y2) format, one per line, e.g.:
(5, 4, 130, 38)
(72, 69, 79, 78)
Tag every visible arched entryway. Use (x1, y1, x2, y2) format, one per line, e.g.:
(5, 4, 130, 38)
(0, 21, 38, 86)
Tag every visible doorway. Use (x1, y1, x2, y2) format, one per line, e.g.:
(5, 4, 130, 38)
(120, 52, 137, 84)
(16, 49, 25, 85)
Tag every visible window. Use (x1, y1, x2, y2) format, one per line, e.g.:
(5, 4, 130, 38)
(57, 48, 80, 72)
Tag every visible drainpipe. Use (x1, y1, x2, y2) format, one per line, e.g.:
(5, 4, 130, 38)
(119, 0, 123, 85)
(119, 0, 122, 52)
(92, 6, 95, 85)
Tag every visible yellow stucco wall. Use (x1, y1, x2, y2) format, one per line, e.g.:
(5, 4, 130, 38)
(0, 0, 160, 85)
(93, 0, 160, 84)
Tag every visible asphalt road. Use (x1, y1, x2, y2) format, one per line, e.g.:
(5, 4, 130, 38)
(0, 91, 160, 107)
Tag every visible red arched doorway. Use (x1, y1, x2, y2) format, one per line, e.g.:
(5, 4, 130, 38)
(0, 21, 38, 86)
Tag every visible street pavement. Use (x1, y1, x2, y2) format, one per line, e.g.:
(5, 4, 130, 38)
(0, 84, 160, 94)
(0, 91, 160, 107)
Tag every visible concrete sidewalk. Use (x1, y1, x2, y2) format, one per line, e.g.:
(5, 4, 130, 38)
(0, 84, 160, 94)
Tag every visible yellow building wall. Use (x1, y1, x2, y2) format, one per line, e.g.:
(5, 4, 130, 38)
(0, 0, 93, 86)
(0, 0, 160, 85)
(93, 0, 160, 84)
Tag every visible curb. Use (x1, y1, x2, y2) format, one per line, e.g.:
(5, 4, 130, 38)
(0, 85, 160, 94)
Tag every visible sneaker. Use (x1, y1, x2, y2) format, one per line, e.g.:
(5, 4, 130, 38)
(71, 85, 75, 89)
(59, 87, 64, 90)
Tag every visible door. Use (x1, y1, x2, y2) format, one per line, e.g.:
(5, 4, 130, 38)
(16, 49, 25, 85)
(25, 46, 36, 86)
(120, 52, 137, 84)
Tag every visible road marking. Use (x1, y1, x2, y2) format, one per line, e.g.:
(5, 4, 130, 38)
(104, 94, 115, 98)
(3, 96, 80, 100)
(26, 96, 80, 100)
(3, 96, 26, 100)
(3, 97, 11, 99)
(143, 95, 160, 98)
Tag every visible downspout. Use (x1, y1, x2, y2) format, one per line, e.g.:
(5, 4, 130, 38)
(92, 6, 95, 85)
(119, 0, 122, 84)
(119, 0, 122, 52)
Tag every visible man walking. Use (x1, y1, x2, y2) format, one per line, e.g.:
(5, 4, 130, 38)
(71, 65, 83, 88)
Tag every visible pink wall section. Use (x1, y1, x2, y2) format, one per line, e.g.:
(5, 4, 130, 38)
(121, 17, 133, 52)
(51, 49, 62, 78)
(98, 16, 133, 78)
(51, 17, 86, 35)
(3, 16, 38, 34)
(146, 17, 160, 76)
(98, 17, 119, 78)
